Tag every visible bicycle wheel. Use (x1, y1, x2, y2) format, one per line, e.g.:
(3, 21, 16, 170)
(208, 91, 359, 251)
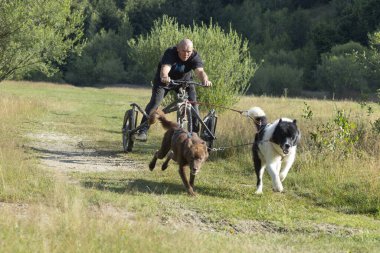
(201, 110, 217, 149)
(122, 109, 137, 152)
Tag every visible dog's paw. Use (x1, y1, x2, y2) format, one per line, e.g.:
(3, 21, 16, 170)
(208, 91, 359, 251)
(255, 190, 263, 195)
(161, 163, 168, 171)
(187, 188, 197, 197)
(272, 186, 284, 193)
(148, 161, 156, 171)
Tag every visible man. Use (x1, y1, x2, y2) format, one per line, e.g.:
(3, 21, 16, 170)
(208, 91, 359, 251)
(135, 38, 212, 141)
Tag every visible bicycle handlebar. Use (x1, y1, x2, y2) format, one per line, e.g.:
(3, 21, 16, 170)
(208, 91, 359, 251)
(163, 80, 206, 89)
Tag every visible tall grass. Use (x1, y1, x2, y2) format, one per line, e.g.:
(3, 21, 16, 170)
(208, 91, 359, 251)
(0, 94, 55, 202)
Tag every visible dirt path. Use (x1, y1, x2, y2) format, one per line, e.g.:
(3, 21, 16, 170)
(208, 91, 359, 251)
(27, 132, 142, 173)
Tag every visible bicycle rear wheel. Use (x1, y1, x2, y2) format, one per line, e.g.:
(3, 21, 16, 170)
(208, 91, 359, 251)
(122, 109, 137, 152)
(201, 109, 217, 149)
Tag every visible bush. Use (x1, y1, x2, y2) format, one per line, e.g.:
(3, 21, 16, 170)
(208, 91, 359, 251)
(128, 15, 258, 109)
(251, 63, 303, 96)
(314, 42, 371, 98)
(65, 54, 96, 85)
(65, 29, 129, 85)
(315, 54, 369, 98)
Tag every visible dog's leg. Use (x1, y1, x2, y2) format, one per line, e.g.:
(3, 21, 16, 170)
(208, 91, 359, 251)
(255, 165, 265, 194)
(149, 131, 172, 171)
(149, 151, 159, 171)
(161, 151, 173, 171)
(253, 150, 265, 194)
(190, 173, 195, 189)
(280, 151, 296, 182)
(266, 159, 284, 192)
(178, 165, 195, 196)
(149, 142, 172, 171)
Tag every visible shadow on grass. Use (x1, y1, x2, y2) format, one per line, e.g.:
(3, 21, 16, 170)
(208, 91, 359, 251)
(81, 177, 247, 199)
(82, 178, 186, 195)
(29, 146, 126, 158)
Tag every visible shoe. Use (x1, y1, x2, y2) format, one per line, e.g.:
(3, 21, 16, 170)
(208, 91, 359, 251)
(135, 132, 147, 142)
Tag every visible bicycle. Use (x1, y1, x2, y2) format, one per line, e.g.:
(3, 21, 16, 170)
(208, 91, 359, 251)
(122, 80, 218, 152)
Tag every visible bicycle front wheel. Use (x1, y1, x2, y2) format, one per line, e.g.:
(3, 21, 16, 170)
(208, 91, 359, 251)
(122, 109, 137, 152)
(177, 105, 193, 132)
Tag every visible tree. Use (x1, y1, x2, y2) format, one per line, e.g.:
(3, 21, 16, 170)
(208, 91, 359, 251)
(65, 28, 131, 85)
(0, 0, 84, 81)
(128, 15, 257, 108)
(315, 42, 369, 98)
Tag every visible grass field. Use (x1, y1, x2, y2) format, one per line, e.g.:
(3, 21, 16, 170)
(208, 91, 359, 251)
(0, 81, 379, 252)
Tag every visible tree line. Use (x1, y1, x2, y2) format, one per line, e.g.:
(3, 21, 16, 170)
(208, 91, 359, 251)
(1, 0, 380, 99)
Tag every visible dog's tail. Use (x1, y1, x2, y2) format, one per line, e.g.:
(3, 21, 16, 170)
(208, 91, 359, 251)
(243, 107, 267, 131)
(149, 109, 178, 130)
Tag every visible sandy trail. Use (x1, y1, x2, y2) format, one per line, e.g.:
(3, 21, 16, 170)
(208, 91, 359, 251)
(27, 132, 141, 173)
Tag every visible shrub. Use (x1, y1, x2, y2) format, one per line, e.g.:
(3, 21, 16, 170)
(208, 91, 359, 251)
(308, 107, 364, 157)
(251, 63, 303, 96)
(315, 42, 369, 98)
(315, 50, 369, 98)
(65, 55, 96, 85)
(128, 15, 257, 109)
(65, 29, 129, 85)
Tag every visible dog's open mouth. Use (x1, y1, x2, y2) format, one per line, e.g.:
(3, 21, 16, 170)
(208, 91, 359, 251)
(282, 149, 289, 155)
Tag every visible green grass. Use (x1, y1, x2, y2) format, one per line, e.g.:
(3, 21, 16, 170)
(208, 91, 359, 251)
(0, 81, 379, 252)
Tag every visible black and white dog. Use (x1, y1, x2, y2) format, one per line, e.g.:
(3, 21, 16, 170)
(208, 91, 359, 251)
(243, 107, 300, 194)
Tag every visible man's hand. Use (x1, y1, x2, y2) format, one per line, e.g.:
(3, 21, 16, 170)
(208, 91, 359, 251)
(202, 80, 212, 87)
(161, 76, 171, 85)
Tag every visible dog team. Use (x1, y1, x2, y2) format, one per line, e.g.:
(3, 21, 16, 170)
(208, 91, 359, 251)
(148, 106, 301, 196)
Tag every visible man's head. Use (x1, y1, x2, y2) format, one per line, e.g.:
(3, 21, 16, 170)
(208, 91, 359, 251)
(177, 39, 193, 61)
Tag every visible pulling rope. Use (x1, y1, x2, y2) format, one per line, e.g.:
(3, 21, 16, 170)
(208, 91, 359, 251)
(189, 101, 244, 114)
(186, 101, 268, 152)
(208, 140, 274, 152)
(189, 100, 262, 125)
(208, 142, 254, 152)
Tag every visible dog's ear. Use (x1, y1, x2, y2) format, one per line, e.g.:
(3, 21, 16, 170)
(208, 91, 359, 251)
(293, 119, 297, 124)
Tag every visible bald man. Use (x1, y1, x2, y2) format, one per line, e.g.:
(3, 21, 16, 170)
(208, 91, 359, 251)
(135, 39, 212, 141)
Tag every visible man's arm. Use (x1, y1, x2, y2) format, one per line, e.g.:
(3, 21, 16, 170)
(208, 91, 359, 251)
(160, 64, 171, 84)
(194, 67, 212, 86)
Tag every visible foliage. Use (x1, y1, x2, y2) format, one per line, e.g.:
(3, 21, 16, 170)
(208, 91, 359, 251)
(334, 0, 380, 45)
(128, 15, 257, 108)
(5, 0, 380, 97)
(65, 27, 131, 85)
(251, 63, 303, 96)
(309, 108, 362, 156)
(315, 42, 369, 98)
(0, 0, 84, 81)
(301, 102, 313, 120)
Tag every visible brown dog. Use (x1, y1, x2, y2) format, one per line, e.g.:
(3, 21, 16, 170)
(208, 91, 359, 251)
(149, 109, 209, 196)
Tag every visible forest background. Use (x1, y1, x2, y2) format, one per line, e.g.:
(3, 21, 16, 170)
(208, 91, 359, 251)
(3, 0, 380, 99)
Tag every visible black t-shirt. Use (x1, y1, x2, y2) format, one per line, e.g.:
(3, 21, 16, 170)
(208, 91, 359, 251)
(153, 46, 204, 86)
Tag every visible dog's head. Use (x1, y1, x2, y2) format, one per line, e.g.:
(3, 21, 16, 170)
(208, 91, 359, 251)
(271, 119, 300, 155)
(243, 106, 266, 118)
(185, 138, 209, 175)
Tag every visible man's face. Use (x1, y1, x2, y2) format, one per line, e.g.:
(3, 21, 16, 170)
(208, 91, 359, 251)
(177, 44, 193, 61)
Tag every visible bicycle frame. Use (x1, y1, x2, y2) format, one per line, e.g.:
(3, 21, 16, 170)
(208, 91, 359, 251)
(128, 89, 215, 139)
(161, 86, 216, 140)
